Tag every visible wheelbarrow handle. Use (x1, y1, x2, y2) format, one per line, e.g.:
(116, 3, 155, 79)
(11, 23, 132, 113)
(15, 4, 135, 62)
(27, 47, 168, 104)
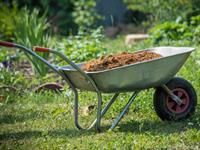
(34, 46, 102, 131)
(0, 41, 64, 77)
(33, 46, 50, 52)
(33, 46, 100, 93)
(0, 41, 15, 47)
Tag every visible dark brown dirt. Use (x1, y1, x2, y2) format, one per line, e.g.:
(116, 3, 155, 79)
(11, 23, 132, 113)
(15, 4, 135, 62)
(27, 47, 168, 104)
(82, 51, 162, 72)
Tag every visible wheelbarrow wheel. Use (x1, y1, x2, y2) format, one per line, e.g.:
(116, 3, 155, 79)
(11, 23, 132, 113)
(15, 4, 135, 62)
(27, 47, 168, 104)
(153, 77, 197, 121)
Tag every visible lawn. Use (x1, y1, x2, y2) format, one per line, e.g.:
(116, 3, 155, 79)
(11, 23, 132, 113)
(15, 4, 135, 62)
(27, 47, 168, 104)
(0, 37, 200, 149)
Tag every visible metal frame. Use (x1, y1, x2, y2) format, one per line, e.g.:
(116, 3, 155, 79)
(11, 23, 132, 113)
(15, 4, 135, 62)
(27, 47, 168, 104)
(0, 42, 184, 132)
(47, 49, 141, 131)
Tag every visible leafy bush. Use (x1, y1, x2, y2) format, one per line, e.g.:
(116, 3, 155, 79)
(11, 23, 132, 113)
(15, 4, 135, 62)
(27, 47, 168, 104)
(190, 15, 200, 26)
(190, 15, 200, 44)
(0, 66, 27, 103)
(149, 14, 200, 44)
(0, 5, 52, 76)
(0, 48, 19, 63)
(13, 8, 52, 76)
(57, 27, 107, 63)
(11, 0, 75, 35)
(72, 0, 101, 29)
(123, 0, 194, 24)
(0, 67, 26, 86)
(149, 22, 193, 43)
(11, 0, 101, 34)
(194, 26, 200, 44)
(0, 2, 20, 40)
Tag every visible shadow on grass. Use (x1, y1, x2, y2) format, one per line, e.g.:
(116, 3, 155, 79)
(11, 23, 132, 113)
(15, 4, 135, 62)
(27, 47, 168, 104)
(117, 119, 200, 135)
(117, 107, 200, 134)
(0, 128, 96, 141)
(0, 112, 41, 124)
(1, 119, 199, 141)
(0, 131, 43, 141)
(1, 111, 200, 141)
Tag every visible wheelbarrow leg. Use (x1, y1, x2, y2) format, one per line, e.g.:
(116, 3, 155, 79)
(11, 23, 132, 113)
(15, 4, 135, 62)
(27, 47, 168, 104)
(73, 88, 83, 130)
(62, 73, 84, 130)
(99, 93, 120, 117)
(109, 91, 140, 130)
(96, 93, 103, 132)
(73, 88, 103, 131)
(89, 93, 120, 128)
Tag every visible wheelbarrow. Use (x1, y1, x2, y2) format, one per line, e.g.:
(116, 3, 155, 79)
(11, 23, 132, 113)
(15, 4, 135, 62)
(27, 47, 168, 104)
(0, 41, 197, 132)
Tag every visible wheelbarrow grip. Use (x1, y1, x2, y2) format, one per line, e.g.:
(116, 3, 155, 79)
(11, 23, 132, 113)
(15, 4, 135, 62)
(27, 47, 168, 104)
(0, 41, 15, 47)
(33, 46, 50, 52)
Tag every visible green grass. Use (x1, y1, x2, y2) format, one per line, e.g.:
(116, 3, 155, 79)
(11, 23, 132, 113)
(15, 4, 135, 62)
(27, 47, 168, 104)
(0, 37, 200, 149)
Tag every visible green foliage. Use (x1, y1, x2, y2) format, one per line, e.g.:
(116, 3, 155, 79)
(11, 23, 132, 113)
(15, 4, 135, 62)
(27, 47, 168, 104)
(190, 15, 200, 44)
(0, 4, 52, 76)
(194, 26, 200, 44)
(11, 0, 101, 34)
(72, 0, 102, 29)
(0, 2, 19, 40)
(57, 27, 107, 63)
(0, 48, 19, 63)
(190, 15, 200, 26)
(12, 0, 75, 35)
(13, 8, 52, 76)
(123, 0, 194, 24)
(149, 14, 200, 44)
(39, 0, 74, 32)
(149, 22, 193, 43)
(0, 68, 25, 86)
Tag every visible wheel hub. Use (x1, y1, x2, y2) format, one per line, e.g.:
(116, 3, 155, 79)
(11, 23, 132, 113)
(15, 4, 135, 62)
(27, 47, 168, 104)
(166, 88, 190, 114)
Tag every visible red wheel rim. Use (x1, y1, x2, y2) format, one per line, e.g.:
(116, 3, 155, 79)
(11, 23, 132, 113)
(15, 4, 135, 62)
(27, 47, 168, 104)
(166, 88, 190, 114)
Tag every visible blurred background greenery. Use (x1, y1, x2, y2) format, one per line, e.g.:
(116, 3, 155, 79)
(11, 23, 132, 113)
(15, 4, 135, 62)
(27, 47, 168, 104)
(0, 0, 199, 80)
(0, 0, 199, 83)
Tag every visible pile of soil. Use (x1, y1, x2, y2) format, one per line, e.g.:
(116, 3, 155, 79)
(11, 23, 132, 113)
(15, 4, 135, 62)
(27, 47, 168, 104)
(82, 51, 162, 72)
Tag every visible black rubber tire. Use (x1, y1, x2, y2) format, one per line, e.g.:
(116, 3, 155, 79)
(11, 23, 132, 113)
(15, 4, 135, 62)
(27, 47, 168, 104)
(153, 77, 197, 121)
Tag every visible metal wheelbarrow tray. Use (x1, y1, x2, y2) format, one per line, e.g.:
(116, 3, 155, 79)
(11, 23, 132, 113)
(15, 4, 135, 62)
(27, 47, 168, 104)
(62, 47, 194, 93)
(0, 41, 197, 132)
